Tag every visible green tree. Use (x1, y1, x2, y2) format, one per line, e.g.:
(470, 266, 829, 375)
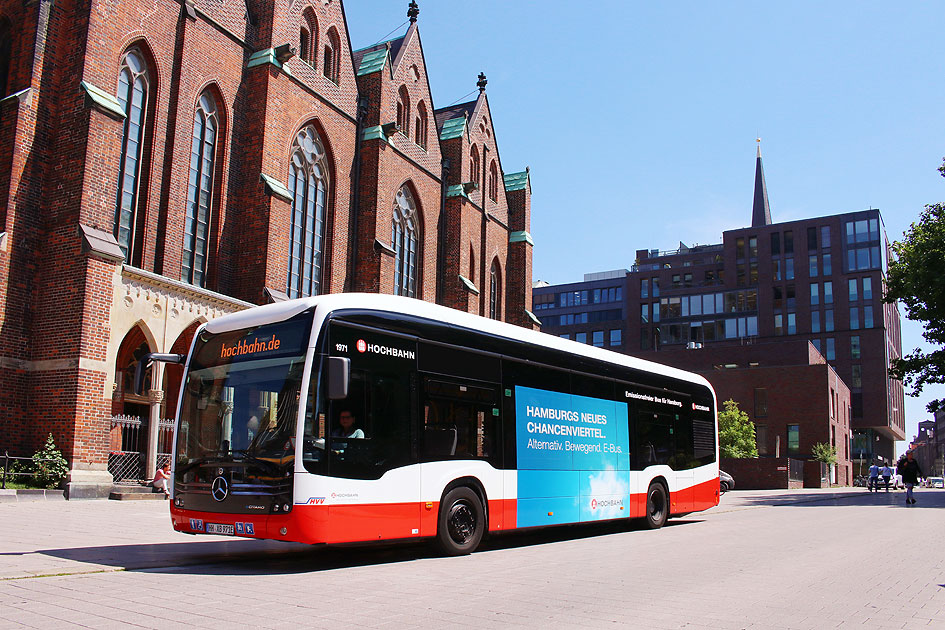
(718, 399, 758, 458)
(31, 433, 69, 489)
(885, 163, 945, 412)
(811, 441, 838, 465)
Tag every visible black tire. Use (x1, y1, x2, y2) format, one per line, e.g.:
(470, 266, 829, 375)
(720, 480, 731, 493)
(644, 482, 669, 529)
(436, 487, 485, 556)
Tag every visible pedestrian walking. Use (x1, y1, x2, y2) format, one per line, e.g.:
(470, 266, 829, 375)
(867, 461, 880, 492)
(897, 451, 922, 505)
(881, 463, 892, 492)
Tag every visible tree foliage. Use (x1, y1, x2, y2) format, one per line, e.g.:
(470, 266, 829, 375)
(31, 433, 69, 489)
(718, 399, 758, 459)
(811, 442, 838, 465)
(884, 161, 945, 412)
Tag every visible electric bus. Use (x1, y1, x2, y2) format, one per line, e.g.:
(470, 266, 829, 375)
(138, 293, 719, 555)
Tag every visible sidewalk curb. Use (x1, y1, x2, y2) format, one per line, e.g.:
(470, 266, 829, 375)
(0, 488, 66, 502)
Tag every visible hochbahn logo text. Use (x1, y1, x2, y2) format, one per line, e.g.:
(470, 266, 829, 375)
(220, 336, 281, 358)
(356, 339, 415, 360)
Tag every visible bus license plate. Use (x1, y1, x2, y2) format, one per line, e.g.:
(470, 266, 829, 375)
(206, 523, 234, 535)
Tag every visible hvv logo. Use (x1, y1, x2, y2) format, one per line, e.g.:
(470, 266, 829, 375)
(305, 497, 326, 505)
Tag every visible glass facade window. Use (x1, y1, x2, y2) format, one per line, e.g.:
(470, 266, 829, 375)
(851, 335, 860, 359)
(852, 364, 862, 389)
(849, 278, 858, 301)
(575, 332, 587, 344)
(773, 259, 782, 281)
(785, 257, 794, 280)
(863, 277, 872, 300)
(641, 303, 649, 323)
(811, 310, 820, 333)
(784, 231, 793, 254)
(609, 329, 621, 346)
(787, 424, 800, 454)
(824, 281, 833, 304)
(807, 227, 817, 251)
(652, 302, 660, 322)
(826, 337, 836, 360)
(749, 237, 758, 259)
(811, 338, 822, 353)
(754, 388, 768, 417)
(787, 312, 796, 335)
(774, 314, 783, 335)
(641, 279, 648, 298)
(850, 307, 859, 330)
(736, 236, 745, 261)
(592, 331, 604, 347)
(810, 283, 819, 305)
(823, 253, 832, 275)
(825, 309, 834, 332)
(821, 226, 831, 249)
(652, 278, 659, 297)
(559, 334, 569, 340)
(864, 305, 873, 328)
(756, 424, 768, 455)
(809, 255, 818, 277)
(771, 232, 781, 256)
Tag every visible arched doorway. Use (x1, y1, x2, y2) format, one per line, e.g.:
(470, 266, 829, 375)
(110, 325, 155, 481)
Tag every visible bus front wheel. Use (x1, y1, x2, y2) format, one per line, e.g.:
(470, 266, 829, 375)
(645, 482, 669, 529)
(436, 487, 484, 556)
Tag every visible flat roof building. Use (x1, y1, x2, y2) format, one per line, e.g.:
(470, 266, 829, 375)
(534, 145, 904, 465)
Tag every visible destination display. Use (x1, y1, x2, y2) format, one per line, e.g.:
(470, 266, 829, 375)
(515, 386, 630, 527)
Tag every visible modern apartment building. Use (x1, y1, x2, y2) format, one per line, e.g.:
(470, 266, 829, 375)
(535, 148, 905, 464)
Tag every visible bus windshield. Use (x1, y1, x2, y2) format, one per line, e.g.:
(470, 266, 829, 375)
(175, 310, 313, 481)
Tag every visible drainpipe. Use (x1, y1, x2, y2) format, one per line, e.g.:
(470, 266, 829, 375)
(346, 97, 368, 292)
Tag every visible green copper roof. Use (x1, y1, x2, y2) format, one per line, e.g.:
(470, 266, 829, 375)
(504, 171, 529, 191)
(458, 275, 479, 295)
(80, 81, 125, 119)
(509, 231, 534, 246)
(260, 173, 292, 203)
(357, 49, 388, 76)
(446, 184, 469, 199)
(247, 48, 283, 70)
(440, 117, 466, 140)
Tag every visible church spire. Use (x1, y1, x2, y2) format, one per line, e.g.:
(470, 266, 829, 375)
(407, 1, 419, 24)
(752, 138, 772, 227)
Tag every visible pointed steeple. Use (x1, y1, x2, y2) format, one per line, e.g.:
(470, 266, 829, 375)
(752, 138, 772, 227)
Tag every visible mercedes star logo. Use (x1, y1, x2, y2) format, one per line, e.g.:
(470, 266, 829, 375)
(211, 476, 229, 502)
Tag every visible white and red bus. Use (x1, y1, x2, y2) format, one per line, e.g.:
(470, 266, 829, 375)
(142, 294, 719, 555)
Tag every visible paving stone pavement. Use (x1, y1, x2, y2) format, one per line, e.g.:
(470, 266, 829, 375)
(0, 487, 943, 629)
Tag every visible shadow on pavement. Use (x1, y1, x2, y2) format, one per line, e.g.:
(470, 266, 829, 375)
(32, 516, 701, 576)
(720, 489, 943, 509)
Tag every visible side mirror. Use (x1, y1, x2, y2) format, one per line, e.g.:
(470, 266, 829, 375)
(327, 357, 350, 400)
(134, 353, 186, 395)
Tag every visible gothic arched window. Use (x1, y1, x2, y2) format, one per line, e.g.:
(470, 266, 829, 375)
(415, 100, 428, 149)
(114, 47, 150, 261)
(323, 27, 340, 82)
(391, 186, 419, 297)
(300, 8, 318, 66)
(489, 160, 498, 201)
(181, 90, 219, 288)
(396, 85, 409, 136)
(490, 259, 501, 320)
(286, 125, 329, 298)
(470, 145, 480, 183)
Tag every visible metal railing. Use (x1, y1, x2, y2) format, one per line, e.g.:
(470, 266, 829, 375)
(108, 415, 175, 483)
(1, 451, 66, 490)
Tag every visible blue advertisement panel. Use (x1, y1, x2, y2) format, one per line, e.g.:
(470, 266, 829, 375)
(514, 385, 630, 527)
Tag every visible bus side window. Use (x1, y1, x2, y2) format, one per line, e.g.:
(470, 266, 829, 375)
(421, 377, 499, 464)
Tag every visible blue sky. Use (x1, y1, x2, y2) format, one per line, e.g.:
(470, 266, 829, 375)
(345, 2, 945, 450)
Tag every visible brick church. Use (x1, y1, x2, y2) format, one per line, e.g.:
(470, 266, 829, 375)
(0, 0, 537, 496)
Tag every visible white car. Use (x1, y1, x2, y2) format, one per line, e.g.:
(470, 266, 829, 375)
(927, 477, 944, 489)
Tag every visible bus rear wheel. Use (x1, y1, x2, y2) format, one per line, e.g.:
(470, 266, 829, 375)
(436, 487, 484, 556)
(645, 482, 669, 529)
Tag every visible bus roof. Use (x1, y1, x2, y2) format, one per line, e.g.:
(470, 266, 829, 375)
(204, 293, 713, 393)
